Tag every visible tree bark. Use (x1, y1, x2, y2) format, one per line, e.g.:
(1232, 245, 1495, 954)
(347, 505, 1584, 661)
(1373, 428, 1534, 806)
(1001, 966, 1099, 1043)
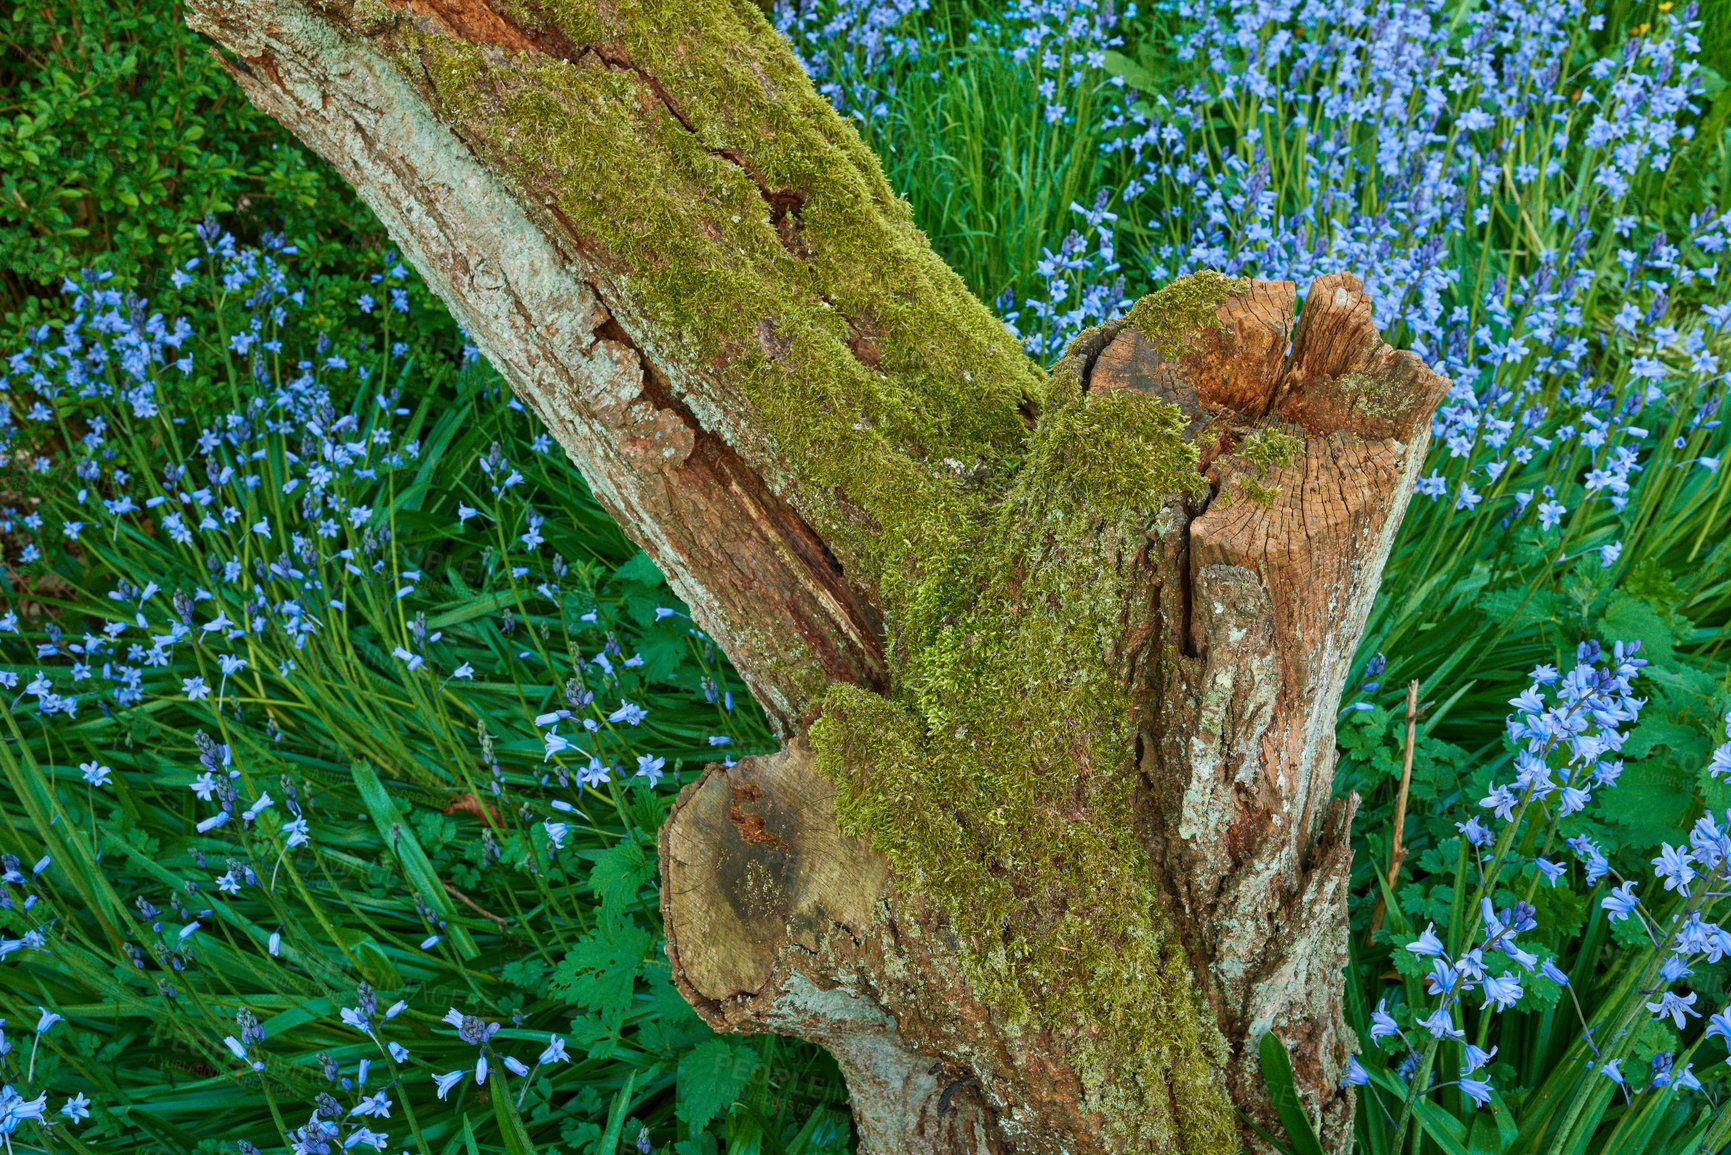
(180, 0, 1448, 1149)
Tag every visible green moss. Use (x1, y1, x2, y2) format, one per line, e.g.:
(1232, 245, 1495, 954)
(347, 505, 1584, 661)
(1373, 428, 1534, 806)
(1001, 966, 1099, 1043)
(409, 7, 1046, 622)
(1237, 427, 1302, 477)
(814, 379, 1230, 1152)
(1237, 478, 1283, 506)
(394, 13, 1237, 1148)
(1121, 270, 1250, 360)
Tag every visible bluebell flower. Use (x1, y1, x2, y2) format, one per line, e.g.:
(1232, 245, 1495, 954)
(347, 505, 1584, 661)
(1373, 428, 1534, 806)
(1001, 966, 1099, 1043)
(1602, 881, 1640, 922)
(0, 1085, 48, 1135)
(608, 700, 648, 726)
(1458, 1078, 1493, 1108)
(1406, 924, 1445, 958)
(542, 727, 572, 762)
(1420, 1007, 1464, 1041)
(1460, 1044, 1496, 1074)
(635, 754, 666, 787)
(580, 758, 612, 789)
(1652, 844, 1697, 892)
(1456, 817, 1493, 848)
(1369, 1000, 1399, 1041)
(1480, 973, 1522, 1012)
(1424, 958, 1459, 996)
(349, 1092, 391, 1119)
(1646, 990, 1700, 1029)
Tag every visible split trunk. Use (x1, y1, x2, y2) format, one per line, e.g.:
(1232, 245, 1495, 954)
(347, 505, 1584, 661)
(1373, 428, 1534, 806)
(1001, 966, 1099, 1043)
(180, 0, 1448, 1148)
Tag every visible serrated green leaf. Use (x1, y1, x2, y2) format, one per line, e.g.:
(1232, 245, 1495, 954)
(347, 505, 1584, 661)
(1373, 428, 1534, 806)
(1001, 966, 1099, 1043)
(677, 1038, 759, 1132)
(590, 836, 654, 918)
(613, 550, 663, 589)
(549, 923, 652, 1026)
(1601, 755, 1694, 853)
(1100, 49, 1156, 90)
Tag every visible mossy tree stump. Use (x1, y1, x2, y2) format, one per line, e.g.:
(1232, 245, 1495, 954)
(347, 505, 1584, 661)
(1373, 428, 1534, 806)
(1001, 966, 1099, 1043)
(181, 0, 1449, 1148)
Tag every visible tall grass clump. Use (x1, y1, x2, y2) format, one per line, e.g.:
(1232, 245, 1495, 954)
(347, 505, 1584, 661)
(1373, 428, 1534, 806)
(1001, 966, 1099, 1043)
(0, 227, 853, 1154)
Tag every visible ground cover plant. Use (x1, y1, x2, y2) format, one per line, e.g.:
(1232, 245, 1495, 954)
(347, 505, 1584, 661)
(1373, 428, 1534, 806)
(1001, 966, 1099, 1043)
(1, 0, 1730, 1150)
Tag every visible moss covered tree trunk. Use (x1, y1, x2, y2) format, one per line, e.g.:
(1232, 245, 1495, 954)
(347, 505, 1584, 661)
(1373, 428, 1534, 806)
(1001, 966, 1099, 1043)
(181, 0, 1447, 1148)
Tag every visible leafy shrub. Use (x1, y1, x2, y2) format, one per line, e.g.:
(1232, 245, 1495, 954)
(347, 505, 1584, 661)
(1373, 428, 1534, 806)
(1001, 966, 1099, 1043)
(0, 0, 385, 337)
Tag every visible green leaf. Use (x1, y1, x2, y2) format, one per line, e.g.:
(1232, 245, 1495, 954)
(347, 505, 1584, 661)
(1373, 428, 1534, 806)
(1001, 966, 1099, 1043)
(1602, 755, 1694, 853)
(351, 759, 479, 958)
(490, 1068, 537, 1155)
(1597, 594, 1678, 666)
(590, 836, 654, 918)
(549, 922, 653, 1026)
(677, 1038, 759, 1132)
(1257, 1033, 1326, 1155)
(333, 927, 403, 988)
(1100, 49, 1157, 90)
(613, 550, 663, 589)
(598, 1071, 638, 1155)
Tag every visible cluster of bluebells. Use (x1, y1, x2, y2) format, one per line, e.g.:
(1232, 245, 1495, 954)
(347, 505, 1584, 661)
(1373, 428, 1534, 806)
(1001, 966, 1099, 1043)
(0, 999, 91, 1145)
(0, 228, 728, 797)
(783, 0, 1731, 569)
(772, 0, 932, 117)
(0, 224, 760, 1149)
(424, 1006, 570, 1108)
(273, 987, 417, 1155)
(997, 191, 1134, 358)
(775, 0, 1128, 125)
(1342, 641, 1731, 1109)
(1343, 641, 1651, 1102)
(1116, 0, 1729, 548)
(775, 0, 1140, 357)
